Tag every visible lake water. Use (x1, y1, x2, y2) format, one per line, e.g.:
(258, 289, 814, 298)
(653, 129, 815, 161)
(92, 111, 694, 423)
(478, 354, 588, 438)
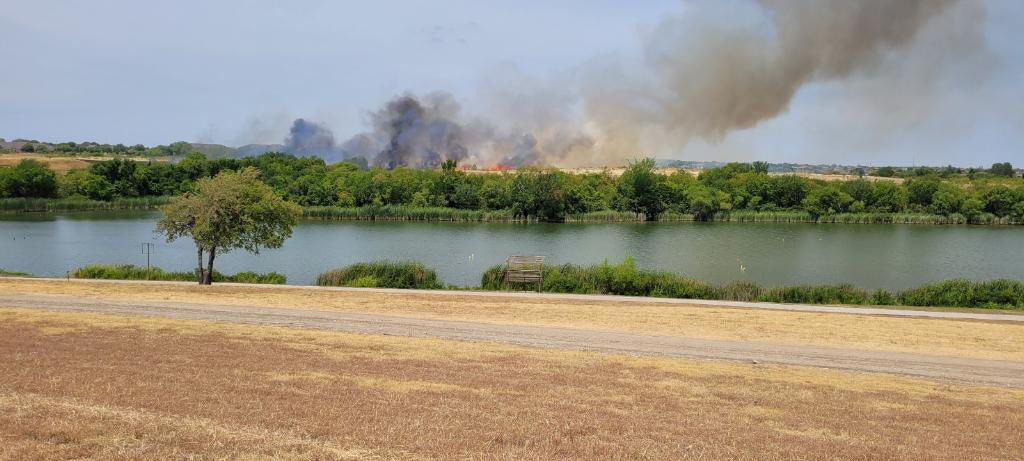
(0, 211, 1021, 289)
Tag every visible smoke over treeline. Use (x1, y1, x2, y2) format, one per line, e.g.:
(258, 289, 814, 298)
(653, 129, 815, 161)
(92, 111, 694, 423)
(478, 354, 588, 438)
(273, 0, 982, 168)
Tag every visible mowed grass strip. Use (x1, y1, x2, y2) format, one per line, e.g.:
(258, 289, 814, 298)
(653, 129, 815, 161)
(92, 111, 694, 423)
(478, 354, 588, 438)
(1, 309, 1023, 460)
(3, 279, 1024, 362)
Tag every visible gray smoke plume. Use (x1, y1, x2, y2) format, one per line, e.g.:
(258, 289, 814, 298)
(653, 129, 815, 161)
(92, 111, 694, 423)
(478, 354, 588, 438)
(369, 93, 469, 168)
(268, 0, 981, 168)
(579, 0, 979, 163)
(283, 118, 339, 159)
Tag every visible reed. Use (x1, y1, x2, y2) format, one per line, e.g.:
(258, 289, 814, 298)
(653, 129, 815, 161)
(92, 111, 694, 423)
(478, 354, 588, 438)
(316, 261, 443, 289)
(0, 197, 170, 213)
(481, 258, 1024, 309)
(303, 205, 526, 222)
(71, 264, 286, 284)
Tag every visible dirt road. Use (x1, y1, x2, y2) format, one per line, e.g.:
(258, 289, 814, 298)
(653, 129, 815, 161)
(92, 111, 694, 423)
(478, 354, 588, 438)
(3, 292, 1022, 388)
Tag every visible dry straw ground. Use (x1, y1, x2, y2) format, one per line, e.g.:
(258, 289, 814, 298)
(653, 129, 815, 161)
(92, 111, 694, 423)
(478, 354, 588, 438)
(1, 308, 1023, 460)
(3, 279, 1023, 361)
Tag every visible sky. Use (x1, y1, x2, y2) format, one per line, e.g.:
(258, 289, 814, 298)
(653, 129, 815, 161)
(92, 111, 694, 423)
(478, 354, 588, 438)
(1, 0, 1022, 167)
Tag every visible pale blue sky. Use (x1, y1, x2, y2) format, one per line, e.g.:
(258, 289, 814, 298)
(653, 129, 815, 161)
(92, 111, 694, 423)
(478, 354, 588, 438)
(2, 0, 1021, 166)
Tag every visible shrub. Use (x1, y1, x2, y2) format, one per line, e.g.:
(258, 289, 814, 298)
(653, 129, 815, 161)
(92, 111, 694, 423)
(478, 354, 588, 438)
(482, 257, 720, 299)
(897, 279, 1024, 309)
(71, 264, 285, 284)
(316, 261, 442, 289)
(758, 284, 871, 305)
(719, 281, 765, 302)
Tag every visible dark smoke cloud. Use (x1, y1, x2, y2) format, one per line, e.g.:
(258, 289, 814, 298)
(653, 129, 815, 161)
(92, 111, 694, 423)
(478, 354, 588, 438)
(283, 118, 338, 157)
(368, 93, 468, 168)
(264, 0, 982, 168)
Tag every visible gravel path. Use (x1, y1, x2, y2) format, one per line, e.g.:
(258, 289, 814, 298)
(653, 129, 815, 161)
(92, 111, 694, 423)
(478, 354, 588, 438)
(4, 292, 1023, 387)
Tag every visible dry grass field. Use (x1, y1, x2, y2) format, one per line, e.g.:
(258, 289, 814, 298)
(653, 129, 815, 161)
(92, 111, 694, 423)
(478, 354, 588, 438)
(2, 308, 1023, 460)
(0, 154, 162, 173)
(2, 279, 1022, 362)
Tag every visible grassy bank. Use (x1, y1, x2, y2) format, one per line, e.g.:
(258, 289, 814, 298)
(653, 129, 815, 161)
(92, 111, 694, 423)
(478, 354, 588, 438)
(480, 258, 1024, 309)
(316, 261, 443, 289)
(0, 268, 32, 277)
(0, 197, 170, 213)
(72, 264, 286, 284)
(304, 205, 527, 222)
(302, 205, 1022, 225)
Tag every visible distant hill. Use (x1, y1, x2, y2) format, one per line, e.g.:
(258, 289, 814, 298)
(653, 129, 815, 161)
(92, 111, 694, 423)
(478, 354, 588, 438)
(188, 143, 284, 159)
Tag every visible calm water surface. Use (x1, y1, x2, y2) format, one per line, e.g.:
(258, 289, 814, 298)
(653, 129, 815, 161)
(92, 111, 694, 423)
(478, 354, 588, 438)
(1, 211, 1021, 289)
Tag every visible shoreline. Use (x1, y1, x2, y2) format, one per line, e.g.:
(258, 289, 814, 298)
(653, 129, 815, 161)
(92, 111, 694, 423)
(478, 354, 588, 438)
(3, 202, 1021, 226)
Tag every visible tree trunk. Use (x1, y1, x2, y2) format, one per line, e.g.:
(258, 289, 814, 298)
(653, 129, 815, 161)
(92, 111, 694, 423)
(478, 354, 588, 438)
(202, 247, 216, 285)
(196, 246, 205, 285)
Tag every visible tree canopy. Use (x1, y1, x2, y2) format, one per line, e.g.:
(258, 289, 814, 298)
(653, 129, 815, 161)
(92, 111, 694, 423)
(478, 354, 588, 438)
(156, 167, 301, 284)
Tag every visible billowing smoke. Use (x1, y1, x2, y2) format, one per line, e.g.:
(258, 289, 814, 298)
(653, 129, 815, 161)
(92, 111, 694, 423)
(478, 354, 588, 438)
(283, 119, 338, 158)
(368, 94, 469, 168)
(266, 0, 982, 168)
(579, 0, 978, 164)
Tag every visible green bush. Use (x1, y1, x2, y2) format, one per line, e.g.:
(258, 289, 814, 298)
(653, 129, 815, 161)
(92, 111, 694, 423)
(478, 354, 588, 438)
(482, 257, 720, 299)
(71, 264, 285, 284)
(316, 261, 442, 289)
(758, 284, 871, 304)
(0, 268, 32, 277)
(897, 279, 1024, 308)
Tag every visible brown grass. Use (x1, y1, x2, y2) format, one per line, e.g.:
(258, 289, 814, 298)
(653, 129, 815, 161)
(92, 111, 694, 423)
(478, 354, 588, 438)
(0, 154, 93, 173)
(3, 279, 1024, 362)
(1, 308, 1022, 460)
(0, 154, 164, 174)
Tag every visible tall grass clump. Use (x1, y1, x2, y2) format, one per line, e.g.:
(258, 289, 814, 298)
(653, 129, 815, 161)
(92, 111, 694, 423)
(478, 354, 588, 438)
(757, 284, 872, 304)
(316, 261, 442, 289)
(72, 264, 285, 284)
(711, 210, 814, 223)
(564, 210, 645, 222)
(482, 257, 721, 299)
(897, 279, 1024, 309)
(0, 196, 170, 213)
(303, 205, 524, 222)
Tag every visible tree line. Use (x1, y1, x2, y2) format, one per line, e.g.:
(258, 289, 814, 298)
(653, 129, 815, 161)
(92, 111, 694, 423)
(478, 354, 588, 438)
(1, 152, 1022, 222)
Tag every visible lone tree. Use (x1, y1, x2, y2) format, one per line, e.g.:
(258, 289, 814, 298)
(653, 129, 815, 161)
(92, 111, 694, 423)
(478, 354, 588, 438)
(617, 158, 668, 221)
(157, 167, 301, 284)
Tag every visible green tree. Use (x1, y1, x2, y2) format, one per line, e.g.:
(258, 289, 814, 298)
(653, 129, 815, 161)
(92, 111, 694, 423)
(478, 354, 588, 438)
(802, 186, 853, 218)
(616, 158, 668, 220)
(990, 162, 1014, 177)
(156, 168, 301, 285)
(929, 184, 965, 215)
(868, 181, 908, 212)
(874, 166, 896, 177)
(1, 160, 58, 198)
(981, 186, 1020, 216)
(905, 178, 940, 210)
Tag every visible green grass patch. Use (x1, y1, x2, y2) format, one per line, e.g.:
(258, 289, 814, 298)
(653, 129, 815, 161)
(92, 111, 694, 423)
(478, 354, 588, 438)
(316, 261, 443, 289)
(303, 205, 526, 222)
(480, 258, 1024, 309)
(0, 268, 33, 277)
(0, 197, 170, 213)
(71, 264, 286, 284)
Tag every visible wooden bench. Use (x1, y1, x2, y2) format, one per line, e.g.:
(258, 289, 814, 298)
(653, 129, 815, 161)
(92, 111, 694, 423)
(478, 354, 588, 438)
(505, 255, 544, 291)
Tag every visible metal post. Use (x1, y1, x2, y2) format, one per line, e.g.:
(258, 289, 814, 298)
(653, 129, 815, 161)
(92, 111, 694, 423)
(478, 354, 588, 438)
(141, 243, 154, 271)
